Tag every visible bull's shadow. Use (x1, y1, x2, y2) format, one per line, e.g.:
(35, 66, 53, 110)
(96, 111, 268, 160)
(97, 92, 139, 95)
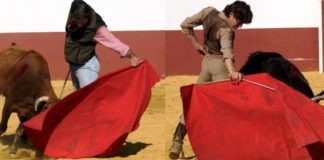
(0, 134, 33, 150)
(0, 134, 43, 160)
(0, 134, 53, 160)
(0, 135, 151, 159)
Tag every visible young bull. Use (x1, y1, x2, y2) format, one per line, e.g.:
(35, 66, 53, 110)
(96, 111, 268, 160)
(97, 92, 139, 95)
(239, 51, 323, 101)
(0, 43, 58, 158)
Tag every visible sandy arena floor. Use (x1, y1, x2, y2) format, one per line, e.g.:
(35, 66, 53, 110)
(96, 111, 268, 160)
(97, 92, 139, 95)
(0, 72, 322, 160)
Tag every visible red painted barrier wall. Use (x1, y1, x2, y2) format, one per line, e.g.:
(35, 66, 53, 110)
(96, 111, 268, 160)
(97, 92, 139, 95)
(322, 0, 324, 72)
(166, 28, 319, 75)
(234, 28, 318, 71)
(0, 31, 165, 80)
(0, 28, 319, 79)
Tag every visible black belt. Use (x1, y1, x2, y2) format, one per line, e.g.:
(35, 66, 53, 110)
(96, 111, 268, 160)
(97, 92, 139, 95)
(204, 47, 222, 55)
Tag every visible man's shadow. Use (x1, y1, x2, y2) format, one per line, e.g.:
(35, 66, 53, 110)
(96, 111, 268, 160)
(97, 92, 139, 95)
(112, 141, 151, 157)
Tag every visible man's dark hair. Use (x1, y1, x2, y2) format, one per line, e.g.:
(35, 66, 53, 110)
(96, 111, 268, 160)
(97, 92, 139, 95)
(223, 1, 253, 24)
(70, 0, 93, 19)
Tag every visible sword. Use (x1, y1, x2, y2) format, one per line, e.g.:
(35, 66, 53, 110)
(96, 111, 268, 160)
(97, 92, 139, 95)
(242, 78, 276, 91)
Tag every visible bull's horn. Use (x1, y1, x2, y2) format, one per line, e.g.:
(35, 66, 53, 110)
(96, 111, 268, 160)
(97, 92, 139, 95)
(34, 96, 49, 111)
(311, 95, 324, 102)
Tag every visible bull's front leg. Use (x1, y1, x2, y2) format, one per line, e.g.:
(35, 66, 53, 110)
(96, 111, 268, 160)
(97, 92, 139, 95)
(0, 100, 12, 135)
(9, 123, 24, 158)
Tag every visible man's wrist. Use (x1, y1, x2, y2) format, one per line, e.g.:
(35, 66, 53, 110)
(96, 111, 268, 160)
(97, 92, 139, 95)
(125, 49, 135, 59)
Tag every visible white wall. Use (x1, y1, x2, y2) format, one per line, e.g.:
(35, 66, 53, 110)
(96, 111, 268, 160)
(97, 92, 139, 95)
(166, 0, 321, 30)
(0, 0, 165, 33)
(0, 0, 321, 33)
(1, 0, 70, 33)
(85, 0, 165, 31)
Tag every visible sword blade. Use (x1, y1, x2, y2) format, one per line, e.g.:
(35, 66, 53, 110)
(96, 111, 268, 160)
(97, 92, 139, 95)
(242, 78, 276, 91)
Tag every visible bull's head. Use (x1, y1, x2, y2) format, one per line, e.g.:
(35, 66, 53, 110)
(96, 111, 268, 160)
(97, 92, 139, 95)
(34, 96, 57, 112)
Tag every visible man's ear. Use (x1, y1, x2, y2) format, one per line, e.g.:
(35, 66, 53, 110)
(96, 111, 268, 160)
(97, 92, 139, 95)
(229, 12, 234, 19)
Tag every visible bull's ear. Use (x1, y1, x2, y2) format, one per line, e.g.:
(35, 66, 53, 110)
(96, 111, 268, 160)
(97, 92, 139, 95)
(11, 42, 16, 46)
(30, 49, 38, 54)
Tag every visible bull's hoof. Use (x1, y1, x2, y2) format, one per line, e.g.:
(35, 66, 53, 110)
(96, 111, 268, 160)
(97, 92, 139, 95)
(9, 146, 17, 159)
(9, 153, 16, 159)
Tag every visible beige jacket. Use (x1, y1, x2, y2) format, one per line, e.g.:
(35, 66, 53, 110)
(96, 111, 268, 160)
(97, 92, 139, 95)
(180, 6, 235, 60)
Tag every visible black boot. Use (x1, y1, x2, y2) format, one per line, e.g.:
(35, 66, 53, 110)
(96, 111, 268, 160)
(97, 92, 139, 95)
(169, 123, 187, 159)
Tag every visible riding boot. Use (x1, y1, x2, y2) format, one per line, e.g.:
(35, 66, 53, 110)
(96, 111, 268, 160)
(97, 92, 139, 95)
(169, 123, 187, 159)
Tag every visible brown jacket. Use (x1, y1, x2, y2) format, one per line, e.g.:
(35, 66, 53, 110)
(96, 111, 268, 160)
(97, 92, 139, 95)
(64, 10, 106, 64)
(180, 6, 234, 60)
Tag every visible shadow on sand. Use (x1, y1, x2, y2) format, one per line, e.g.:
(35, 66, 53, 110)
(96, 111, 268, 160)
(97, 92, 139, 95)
(106, 141, 152, 158)
(0, 134, 54, 160)
(115, 141, 152, 157)
(0, 134, 34, 150)
(0, 135, 151, 159)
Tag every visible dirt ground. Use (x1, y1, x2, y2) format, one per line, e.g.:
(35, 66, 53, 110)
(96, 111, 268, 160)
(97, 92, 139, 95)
(0, 72, 323, 160)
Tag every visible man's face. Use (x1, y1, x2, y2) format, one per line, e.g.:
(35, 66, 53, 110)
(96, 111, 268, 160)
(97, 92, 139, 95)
(75, 17, 89, 28)
(228, 12, 242, 30)
(67, 16, 89, 32)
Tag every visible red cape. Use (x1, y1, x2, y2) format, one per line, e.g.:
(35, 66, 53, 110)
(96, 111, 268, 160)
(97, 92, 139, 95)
(181, 73, 324, 160)
(23, 60, 159, 158)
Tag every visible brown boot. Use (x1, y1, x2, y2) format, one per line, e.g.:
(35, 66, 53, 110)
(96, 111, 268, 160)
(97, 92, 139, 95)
(169, 123, 187, 159)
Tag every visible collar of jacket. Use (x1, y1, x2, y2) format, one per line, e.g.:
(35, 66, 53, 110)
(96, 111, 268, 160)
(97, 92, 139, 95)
(218, 11, 234, 31)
